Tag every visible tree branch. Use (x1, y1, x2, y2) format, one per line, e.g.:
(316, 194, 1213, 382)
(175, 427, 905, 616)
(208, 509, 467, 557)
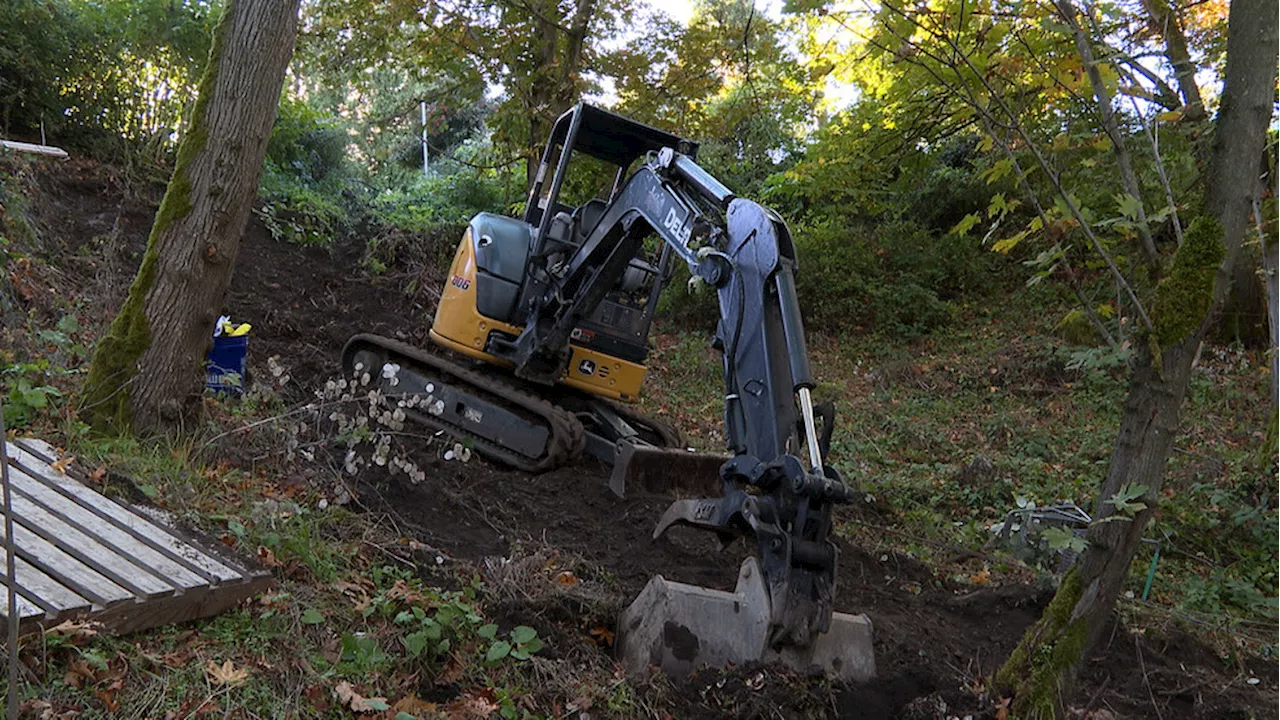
(1057, 0, 1161, 269)
(1139, 0, 1206, 120)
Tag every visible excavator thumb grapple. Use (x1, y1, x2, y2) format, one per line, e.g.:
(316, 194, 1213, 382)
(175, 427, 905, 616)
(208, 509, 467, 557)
(348, 103, 875, 681)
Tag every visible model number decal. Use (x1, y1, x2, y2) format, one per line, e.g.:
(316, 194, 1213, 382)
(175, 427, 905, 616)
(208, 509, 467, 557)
(450, 275, 471, 290)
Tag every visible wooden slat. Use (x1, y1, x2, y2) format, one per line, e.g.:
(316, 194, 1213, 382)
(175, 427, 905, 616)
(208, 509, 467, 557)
(0, 140, 69, 159)
(9, 442, 244, 583)
(0, 522, 134, 607)
(0, 555, 91, 614)
(0, 585, 47, 620)
(6, 466, 207, 589)
(2, 489, 177, 598)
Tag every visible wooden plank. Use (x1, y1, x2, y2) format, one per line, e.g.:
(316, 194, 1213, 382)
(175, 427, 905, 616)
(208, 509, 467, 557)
(0, 585, 47, 620)
(8, 442, 245, 583)
(0, 140, 69, 159)
(0, 522, 134, 607)
(2, 489, 177, 598)
(6, 466, 208, 590)
(0, 555, 91, 615)
(94, 573, 273, 635)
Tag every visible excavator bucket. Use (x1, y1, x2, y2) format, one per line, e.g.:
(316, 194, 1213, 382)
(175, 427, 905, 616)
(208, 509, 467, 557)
(608, 443, 728, 498)
(616, 557, 876, 682)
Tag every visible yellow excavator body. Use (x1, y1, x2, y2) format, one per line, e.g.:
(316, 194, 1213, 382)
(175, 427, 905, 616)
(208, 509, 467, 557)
(429, 227, 648, 402)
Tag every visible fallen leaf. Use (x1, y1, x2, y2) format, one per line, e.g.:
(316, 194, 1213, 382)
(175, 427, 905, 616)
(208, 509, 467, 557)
(445, 689, 501, 718)
(64, 659, 98, 688)
(393, 695, 439, 715)
(333, 680, 390, 713)
(588, 625, 615, 648)
(969, 569, 991, 585)
(205, 659, 249, 687)
(386, 579, 425, 603)
(88, 466, 108, 485)
(257, 546, 282, 567)
(50, 455, 75, 474)
(45, 619, 99, 640)
(554, 570, 580, 585)
(435, 658, 465, 685)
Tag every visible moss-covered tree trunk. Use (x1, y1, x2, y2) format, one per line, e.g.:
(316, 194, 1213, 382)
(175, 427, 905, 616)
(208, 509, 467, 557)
(1259, 157, 1280, 458)
(993, 0, 1278, 715)
(82, 0, 301, 433)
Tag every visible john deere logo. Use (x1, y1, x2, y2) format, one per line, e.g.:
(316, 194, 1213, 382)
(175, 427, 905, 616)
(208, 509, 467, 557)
(578, 359, 597, 376)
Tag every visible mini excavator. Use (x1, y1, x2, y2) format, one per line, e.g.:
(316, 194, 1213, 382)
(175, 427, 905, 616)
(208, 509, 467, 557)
(343, 104, 875, 679)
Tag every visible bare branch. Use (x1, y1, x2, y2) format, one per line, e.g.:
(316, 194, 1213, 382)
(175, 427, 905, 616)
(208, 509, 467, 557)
(1139, 0, 1207, 120)
(1056, 0, 1161, 269)
(868, 0, 1156, 331)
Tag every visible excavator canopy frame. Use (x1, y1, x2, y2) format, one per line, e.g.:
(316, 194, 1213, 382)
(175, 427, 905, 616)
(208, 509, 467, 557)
(522, 103, 699, 239)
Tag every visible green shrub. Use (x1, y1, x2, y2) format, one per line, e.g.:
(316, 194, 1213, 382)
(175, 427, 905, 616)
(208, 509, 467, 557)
(256, 98, 352, 245)
(792, 218, 978, 337)
(266, 97, 349, 185)
(368, 172, 505, 232)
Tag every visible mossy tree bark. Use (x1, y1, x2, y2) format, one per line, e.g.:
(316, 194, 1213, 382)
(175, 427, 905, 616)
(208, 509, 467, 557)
(994, 0, 1278, 715)
(82, 0, 301, 433)
(1254, 150, 1274, 456)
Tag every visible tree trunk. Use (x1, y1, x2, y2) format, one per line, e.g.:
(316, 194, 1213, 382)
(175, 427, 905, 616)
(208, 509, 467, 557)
(522, 0, 597, 189)
(1258, 196, 1278, 454)
(1140, 0, 1206, 121)
(994, 0, 1277, 715)
(82, 0, 301, 433)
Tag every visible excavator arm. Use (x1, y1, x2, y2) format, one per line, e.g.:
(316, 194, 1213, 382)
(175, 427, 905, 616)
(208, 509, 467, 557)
(497, 147, 856, 650)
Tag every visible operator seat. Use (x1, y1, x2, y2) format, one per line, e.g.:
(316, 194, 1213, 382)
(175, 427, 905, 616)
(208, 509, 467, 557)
(573, 199, 609, 244)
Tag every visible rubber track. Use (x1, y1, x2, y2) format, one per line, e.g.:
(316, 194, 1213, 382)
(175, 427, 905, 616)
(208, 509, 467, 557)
(342, 334, 585, 473)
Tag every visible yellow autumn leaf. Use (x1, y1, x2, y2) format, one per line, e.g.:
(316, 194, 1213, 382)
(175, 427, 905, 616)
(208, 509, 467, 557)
(205, 659, 249, 687)
(51, 455, 75, 474)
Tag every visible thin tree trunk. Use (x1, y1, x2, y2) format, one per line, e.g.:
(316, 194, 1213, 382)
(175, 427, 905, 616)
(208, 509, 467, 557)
(994, 0, 1277, 715)
(1140, 0, 1206, 120)
(82, 0, 301, 432)
(1258, 196, 1278, 412)
(1056, 0, 1159, 269)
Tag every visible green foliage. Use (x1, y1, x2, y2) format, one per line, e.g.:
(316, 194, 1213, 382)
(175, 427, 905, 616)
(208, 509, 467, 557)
(0, 0, 95, 136)
(1, 0, 216, 161)
(368, 173, 506, 232)
(1, 360, 64, 427)
(265, 97, 348, 185)
(256, 96, 351, 245)
(1151, 216, 1226, 347)
(792, 219, 986, 337)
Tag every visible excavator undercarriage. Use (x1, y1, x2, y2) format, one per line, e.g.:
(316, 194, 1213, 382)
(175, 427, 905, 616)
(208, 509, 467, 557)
(345, 103, 875, 681)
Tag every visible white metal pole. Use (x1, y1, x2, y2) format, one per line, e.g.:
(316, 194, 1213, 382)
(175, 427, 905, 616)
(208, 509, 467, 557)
(427, 101, 437, 176)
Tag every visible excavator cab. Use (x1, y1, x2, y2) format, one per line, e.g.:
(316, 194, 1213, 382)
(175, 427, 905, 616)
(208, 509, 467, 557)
(429, 105, 696, 403)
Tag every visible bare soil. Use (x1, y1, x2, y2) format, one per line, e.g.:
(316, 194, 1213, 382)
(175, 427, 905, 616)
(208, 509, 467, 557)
(13, 158, 1277, 719)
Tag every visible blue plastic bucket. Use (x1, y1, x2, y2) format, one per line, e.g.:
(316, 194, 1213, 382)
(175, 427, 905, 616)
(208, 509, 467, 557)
(206, 335, 249, 395)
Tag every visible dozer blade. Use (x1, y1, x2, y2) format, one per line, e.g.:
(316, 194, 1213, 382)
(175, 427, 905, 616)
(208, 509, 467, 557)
(609, 442, 728, 498)
(616, 557, 876, 682)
